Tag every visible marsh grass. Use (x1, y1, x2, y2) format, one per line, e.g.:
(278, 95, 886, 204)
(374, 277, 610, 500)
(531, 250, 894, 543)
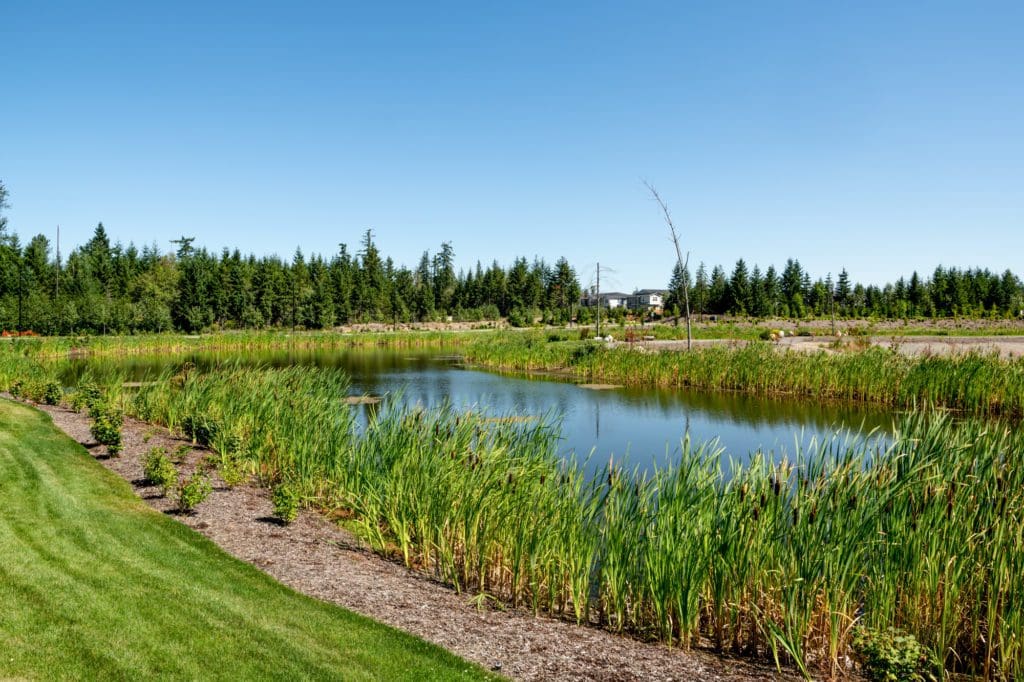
(2, 344, 1024, 677)
(461, 334, 1024, 417)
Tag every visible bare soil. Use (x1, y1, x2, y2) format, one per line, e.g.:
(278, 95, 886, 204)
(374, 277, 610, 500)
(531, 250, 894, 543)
(31, 401, 808, 682)
(641, 335, 1024, 359)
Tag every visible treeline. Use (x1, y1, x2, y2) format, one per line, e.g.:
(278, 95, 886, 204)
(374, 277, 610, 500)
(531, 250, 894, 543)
(667, 258, 1024, 320)
(0, 218, 582, 333)
(2, 179, 1022, 333)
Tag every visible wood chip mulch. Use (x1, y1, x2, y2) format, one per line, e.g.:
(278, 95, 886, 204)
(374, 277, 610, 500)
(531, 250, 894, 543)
(33, 401, 809, 681)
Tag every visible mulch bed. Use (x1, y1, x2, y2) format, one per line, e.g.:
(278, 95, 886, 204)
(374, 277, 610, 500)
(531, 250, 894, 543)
(32, 400, 807, 682)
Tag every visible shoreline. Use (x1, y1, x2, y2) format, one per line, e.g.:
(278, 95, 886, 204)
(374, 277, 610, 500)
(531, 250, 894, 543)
(27, 398, 804, 682)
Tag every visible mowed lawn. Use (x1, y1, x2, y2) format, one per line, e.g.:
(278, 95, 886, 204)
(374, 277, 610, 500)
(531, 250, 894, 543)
(0, 399, 492, 681)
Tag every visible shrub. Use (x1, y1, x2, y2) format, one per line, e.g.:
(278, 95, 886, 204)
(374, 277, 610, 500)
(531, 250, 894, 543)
(852, 627, 939, 682)
(142, 447, 178, 495)
(176, 470, 213, 513)
(90, 402, 123, 456)
(70, 382, 103, 415)
(271, 483, 300, 524)
(8, 380, 25, 399)
(43, 381, 63, 406)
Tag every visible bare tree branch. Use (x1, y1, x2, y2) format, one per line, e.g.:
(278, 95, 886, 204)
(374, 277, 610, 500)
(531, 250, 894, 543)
(643, 179, 692, 350)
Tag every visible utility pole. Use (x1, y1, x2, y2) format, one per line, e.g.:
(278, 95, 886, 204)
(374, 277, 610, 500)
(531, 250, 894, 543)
(596, 262, 601, 338)
(56, 225, 61, 335)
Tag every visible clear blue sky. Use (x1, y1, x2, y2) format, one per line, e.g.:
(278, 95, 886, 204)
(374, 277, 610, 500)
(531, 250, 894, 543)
(2, 1, 1021, 291)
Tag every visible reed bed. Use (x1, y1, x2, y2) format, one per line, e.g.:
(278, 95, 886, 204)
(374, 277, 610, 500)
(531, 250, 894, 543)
(3, 348, 1024, 677)
(7, 329, 472, 359)
(13, 328, 1024, 416)
(461, 334, 1024, 418)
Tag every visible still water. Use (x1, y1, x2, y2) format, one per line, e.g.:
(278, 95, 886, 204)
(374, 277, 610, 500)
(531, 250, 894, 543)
(66, 348, 891, 471)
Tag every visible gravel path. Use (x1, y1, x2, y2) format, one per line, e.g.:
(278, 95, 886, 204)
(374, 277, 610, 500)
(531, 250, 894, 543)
(32, 401, 807, 682)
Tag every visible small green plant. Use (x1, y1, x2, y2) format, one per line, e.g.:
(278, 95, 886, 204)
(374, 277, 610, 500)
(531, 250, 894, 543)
(852, 627, 939, 682)
(70, 381, 103, 414)
(171, 444, 192, 463)
(218, 455, 249, 488)
(271, 483, 300, 524)
(176, 470, 213, 513)
(43, 381, 63, 406)
(89, 402, 123, 456)
(142, 447, 178, 495)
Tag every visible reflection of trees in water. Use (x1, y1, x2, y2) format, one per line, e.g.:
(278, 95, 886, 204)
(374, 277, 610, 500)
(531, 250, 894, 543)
(67, 348, 889, 441)
(613, 384, 890, 435)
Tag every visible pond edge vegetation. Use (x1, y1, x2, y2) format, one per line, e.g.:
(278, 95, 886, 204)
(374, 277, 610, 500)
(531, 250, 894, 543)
(3, 331, 1024, 679)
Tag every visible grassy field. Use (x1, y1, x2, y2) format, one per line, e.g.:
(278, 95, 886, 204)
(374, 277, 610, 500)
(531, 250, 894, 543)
(0, 398, 491, 681)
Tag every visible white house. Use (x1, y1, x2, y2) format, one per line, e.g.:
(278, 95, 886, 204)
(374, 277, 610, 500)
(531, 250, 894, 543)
(580, 292, 631, 309)
(628, 289, 666, 312)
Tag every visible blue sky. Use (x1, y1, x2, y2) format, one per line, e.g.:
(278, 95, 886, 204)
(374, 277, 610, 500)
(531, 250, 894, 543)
(2, 1, 1021, 291)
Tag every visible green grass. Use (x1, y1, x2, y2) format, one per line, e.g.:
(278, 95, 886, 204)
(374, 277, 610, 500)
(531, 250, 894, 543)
(64, 361, 1023, 679)
(5, 335, 1024, 676)
(0, 398, 491, 681)
(459, 333, 1024, 417)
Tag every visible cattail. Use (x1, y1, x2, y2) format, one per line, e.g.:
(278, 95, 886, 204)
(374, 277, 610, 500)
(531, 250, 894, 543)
(792, 506, 799, 525)
(740, 484, 748, 502)
(753, 506, 760, 522)
(507, 472, 514, 486)
(847, 494, 857, 511)
(539, 474, 546, 485)
(808, 504, 817, 525)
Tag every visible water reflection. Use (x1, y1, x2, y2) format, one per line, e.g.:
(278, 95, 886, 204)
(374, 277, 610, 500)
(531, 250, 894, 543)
(62, 348, 892, 472)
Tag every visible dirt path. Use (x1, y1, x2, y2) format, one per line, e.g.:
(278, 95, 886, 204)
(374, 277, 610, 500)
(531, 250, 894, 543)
(31, 401, 805, 682)
(638, 335, 1024, 358)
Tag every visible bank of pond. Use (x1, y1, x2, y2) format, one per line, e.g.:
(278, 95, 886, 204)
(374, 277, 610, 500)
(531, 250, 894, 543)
(2, 332, 1023, 679)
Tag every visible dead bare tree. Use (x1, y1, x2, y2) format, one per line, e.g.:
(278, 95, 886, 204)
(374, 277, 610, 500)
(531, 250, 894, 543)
(643, 180, 692, 350)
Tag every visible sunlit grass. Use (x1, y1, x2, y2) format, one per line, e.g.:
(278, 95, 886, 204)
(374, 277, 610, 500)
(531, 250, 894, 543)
(3, 341, 1024, 677)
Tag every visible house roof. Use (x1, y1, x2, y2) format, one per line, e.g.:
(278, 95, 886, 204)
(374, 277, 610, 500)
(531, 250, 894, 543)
(634, 289, 667, 295)
(596, 292, 631, 298)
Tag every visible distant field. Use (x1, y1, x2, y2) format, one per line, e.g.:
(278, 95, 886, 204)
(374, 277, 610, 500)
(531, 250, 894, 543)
(0, 399, 490, 681)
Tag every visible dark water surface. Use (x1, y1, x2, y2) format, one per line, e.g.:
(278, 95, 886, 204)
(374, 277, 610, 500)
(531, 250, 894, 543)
(65, 348, 891, 471)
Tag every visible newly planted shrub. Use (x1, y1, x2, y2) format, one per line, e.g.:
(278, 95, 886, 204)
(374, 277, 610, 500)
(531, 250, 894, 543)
(42, 381, 62, 406)
(271, 483, 300, 524)
(89, 402, 123, 456)
(142, 447, 178, 495)
(176, 470, 213, 513)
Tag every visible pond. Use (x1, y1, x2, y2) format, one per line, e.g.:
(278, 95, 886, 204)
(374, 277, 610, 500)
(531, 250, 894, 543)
(63, 348, 892, 472)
